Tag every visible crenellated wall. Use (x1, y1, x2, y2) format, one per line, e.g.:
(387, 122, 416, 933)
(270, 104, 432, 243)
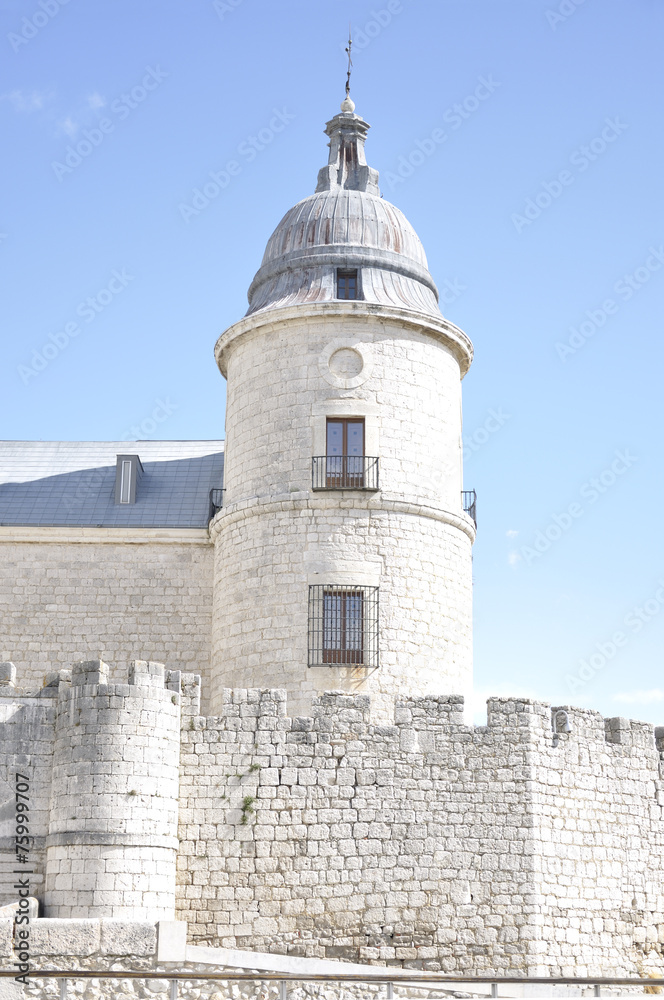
(176, 689, 664, 978)
(0, 660, 190, 922)
(2, 664, 664, 978)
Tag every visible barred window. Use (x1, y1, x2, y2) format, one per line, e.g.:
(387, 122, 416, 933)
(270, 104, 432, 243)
(308, 585, 379, 668)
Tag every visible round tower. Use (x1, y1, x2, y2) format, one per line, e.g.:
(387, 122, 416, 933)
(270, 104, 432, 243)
(44, 659, 180, 919)
(210, 97, 474, 720)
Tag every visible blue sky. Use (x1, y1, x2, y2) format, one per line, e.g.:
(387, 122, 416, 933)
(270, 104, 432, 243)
(2, 0, 663, 724)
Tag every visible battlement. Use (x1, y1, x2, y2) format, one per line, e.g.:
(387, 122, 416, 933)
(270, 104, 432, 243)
(2, 663, 664, 974)
(189, 687, 664, 757)
(173, 682, 664, 971)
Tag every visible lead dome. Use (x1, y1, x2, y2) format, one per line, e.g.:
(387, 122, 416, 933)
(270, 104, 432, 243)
(246, 102, 441, 317)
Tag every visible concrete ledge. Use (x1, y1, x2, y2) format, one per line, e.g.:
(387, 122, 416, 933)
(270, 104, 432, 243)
(209, 494, 476, 543)
(214, 302, 473, 378)
(185, 943, 482, 981)
(45, 832, 179, 850)
(0, 526, 211, 545)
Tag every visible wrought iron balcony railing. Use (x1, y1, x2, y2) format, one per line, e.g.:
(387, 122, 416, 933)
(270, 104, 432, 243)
(312, 456, 379, 491)
(208, 488, 225, 521)
(462, 489, 477, 527)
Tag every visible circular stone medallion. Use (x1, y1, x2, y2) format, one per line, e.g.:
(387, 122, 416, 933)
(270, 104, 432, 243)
(319, 340, 373, 389)
(329, 348, 363, 378)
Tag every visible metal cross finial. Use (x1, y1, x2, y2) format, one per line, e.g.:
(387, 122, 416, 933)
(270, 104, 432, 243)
(345, 27, 353, 98)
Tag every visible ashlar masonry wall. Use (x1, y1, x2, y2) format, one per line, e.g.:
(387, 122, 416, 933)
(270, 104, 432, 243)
(0, 531, 214, 702)
(177, 690, 664, 979)
(531, 708, 664, 976)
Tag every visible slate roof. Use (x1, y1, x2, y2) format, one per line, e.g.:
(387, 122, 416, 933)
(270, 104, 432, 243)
(0, 441, 224, 528)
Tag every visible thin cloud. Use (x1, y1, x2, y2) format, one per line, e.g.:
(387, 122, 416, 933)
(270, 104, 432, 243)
(58, 116, 78, 137)
(0, 89, 54, 113)
(613, 689, 664, 705)
(87, 92, 106, 110)
(506, 529, 519, 538)
(508, 551, 521, 567)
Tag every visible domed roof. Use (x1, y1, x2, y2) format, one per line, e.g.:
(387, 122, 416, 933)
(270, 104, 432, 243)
(246, 101, 441, 317)
(260, 190, 428, 268)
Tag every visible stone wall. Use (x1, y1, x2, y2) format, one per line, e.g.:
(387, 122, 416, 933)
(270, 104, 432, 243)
(176, 690, 664, 979)
(44, 660, 181, 920)
(0, 919, 468, 1000)
(211, 501, 472, 721)
(0, 530, 214, 703)
(3, 664, 664, 979)
(0, 671, 56, 908)
(211, 306, 474, 718)
(0, 662, 199, 918)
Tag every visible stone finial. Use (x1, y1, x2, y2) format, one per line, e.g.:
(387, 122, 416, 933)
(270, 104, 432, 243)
(315, 104, 380, 196)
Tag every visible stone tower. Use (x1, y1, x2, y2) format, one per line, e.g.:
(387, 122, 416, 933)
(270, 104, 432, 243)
(210, 96, 475, 719)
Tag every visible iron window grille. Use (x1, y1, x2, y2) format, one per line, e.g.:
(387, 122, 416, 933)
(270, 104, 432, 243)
(461, 489, 477, 527)
(337, 268, 360, 299)
(312, 455, 379, 490)
(308, 585, 379, 668)
(208, 488, 225, 521)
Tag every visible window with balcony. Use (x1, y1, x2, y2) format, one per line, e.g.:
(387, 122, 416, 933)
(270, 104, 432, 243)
(308, 585, 379, 668)
(311, 419, 379, 490)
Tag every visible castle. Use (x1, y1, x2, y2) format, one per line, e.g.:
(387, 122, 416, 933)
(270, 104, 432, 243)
(1, 93, 664, 984)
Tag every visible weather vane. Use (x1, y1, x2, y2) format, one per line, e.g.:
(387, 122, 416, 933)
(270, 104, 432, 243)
(345, 27, 353, 98)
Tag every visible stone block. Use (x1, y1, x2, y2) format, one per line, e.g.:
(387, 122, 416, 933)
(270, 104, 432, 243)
(30, 918, 100, 956)
(157, 920, 187, 962)
(129, 660, 165, 688)
(100, 919, 157, 956)
(71, 660, 109, 687)
(0, 899, 39, 923)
